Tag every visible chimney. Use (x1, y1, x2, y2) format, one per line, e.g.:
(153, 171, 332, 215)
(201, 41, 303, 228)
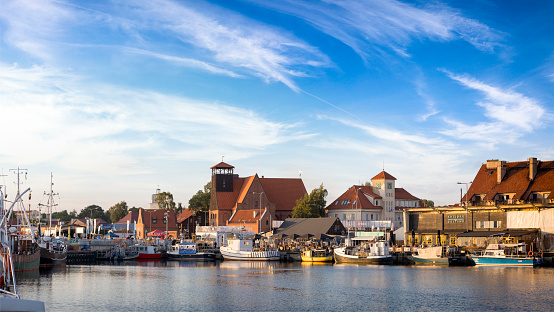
(529, 157, 538, 181)
(487, 159, 506, 183)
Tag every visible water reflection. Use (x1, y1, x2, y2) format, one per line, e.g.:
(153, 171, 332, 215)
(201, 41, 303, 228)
(13, 261, 554, 312)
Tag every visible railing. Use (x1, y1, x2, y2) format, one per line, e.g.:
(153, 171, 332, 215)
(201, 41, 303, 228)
(342, 220, 392, 229)
(470, 198, 553, 207)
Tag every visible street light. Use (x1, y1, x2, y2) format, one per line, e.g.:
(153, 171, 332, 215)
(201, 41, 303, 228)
(253, 192, 264, 233)
(457, 181, 472, 232)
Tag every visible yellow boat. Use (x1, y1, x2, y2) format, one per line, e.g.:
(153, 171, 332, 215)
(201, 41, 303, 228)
(301, 249, 333, 262)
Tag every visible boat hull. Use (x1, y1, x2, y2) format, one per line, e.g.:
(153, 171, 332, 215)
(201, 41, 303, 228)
(40, 247, 67, 267)
(167, 253, 215, 261)
(301, 255, 333, 262)
(220, 248, 280, 261)
(12, 250, 41, 272)
(413, 256, 449, 265)
(471, 256, 541, 266)
(136, 253, 162, 260)
(334, 248, 392, 264)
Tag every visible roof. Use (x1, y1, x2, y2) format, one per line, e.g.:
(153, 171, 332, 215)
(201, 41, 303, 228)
(275, 217, 345, 236)
(210, 161, 235, 169)
(395, 188, 420, 200)
(457, 230, 538, 237)
(115, 211, 140, 224)
(326, 185, 382, 211)
(137, 208, 178, 231)
(466, 160, 554, 201)
(177, 208, 193, 223)
(214, 174, 307, 212)
(228, 209, 263, 224)
(371, 171, 397, 181)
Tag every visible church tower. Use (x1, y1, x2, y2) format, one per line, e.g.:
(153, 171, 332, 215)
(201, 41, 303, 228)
(209, 161, 235, 226)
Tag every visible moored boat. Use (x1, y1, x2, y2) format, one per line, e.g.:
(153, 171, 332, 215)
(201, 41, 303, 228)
(301, 248, 333, 262)
(220, 238, 280, 261)
(334, 240, 393, 264)
(470, 243, 542, 267)
(413, 245, 453, 265)
(39, 237, 67, 267)
(167, 241, 215, 261)
(126, 244, 161, 260)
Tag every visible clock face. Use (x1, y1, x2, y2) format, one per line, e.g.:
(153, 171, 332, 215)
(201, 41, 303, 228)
(376, 183, 381, 189)
(387, 182, 392, 189)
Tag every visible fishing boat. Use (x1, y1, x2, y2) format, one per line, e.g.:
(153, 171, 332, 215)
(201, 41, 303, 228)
(470, 243, 543, 267)
(413, 245, 454, 265)
(334, 240, 393, 264)
(220, 238, 280, 261)
(126, 244, 161, 260)
(301, 248, 333, 262)
(38, 173, 67, 267)
(167, 241, 215, 261)
(1, 185, 46, 311)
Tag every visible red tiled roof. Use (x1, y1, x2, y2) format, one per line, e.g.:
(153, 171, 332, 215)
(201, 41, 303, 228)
(395, 188, 419, 200)
(371, 171, 397, 181)
(466, 160, 554, 201)
(115, 211, 140, 224)
(177, 208, 193, 223)
(228, 209, 263, 224)
(210, 161, 235, 169)
(326, 185, 382, 210)
(138, 208, 178, 231)
(260, 177, 307, 212)
(214, 177, 246, 210)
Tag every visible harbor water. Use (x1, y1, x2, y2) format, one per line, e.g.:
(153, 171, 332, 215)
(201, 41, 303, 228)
(16, 261, 554, 311)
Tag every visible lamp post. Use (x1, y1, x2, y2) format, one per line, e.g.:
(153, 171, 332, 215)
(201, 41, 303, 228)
(457, 181, 472, 233)
(253, 192, 264, 233)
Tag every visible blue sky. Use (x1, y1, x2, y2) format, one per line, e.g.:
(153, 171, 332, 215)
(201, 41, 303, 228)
(1, 0, 553, 213)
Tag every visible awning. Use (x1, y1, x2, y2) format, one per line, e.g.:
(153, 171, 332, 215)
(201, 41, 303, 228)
(147, 230, 167, 237)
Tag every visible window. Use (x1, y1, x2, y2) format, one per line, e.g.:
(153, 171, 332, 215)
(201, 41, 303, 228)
(152, 219, 157, 224)
(255, 201, 258, 207)
(450, 237, 457, 245)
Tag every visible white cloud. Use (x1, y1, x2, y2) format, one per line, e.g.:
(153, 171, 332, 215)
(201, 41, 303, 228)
(441, 71, 546, 144)
(0, 63, 312, 173)
(250, 0, 505, 61)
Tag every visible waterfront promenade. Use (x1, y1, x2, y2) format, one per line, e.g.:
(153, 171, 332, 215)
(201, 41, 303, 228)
(16, 261, 554, 312)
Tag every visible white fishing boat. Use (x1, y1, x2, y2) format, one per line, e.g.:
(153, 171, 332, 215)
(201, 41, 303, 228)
(167, 240, 215, 261)
(38, 173, 67, 267)
(334, 240, 393, 264)
(470, 243, 543, 267)
(413, 245, 454, 265)
(1, 185, 46, 311)
(220, 238, 280, 261)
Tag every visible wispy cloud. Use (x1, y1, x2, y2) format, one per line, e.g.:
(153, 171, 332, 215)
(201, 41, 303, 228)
(1, 0, 330, 91)
(440, 70, 546, 144)
(0, 63, 313, 173)
(250, 0, 505, 62)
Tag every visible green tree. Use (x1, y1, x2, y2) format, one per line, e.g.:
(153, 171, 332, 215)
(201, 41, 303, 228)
(292, 184, 328, 218)
(78, 205, 108, 221)
(129, 207, 141, 212)
(52, 210, 73, 222)
(108, 201, 129, 223)
(155, 192, 176, 210)
(421, 199, 434, 208)
(188, 182, 211, 213)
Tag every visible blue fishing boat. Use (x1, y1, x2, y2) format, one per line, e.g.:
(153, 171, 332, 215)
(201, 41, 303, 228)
(470, 243, 542, 267)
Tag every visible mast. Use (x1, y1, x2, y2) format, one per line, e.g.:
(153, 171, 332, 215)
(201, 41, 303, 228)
(40, 173, 58, 237)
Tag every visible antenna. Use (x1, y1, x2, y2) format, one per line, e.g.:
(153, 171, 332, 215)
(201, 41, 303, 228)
(9, 167, 28, 195)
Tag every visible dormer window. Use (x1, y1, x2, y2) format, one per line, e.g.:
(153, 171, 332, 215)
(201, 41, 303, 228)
(152, 219, 157, 224)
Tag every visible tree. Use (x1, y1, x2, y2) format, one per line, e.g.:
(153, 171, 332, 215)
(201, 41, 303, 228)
(155, 192, 176, 210)
(52, 210, 73, 222)
(421, 199, 434, 208)
(78, 205, 108, 221)
(129, 206, 141, 212)
(108, 201, 128, 223)
(292, 184, 328, 218)
(188, 182, 211, 213)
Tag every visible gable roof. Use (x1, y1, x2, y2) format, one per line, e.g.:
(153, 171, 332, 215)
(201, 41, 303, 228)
(228, 209, 264, 224)
(137, 208, 178, 231)
(210, 162, 235, 169)
(275, 217, 344, 236)
(467, 159, 554, 201)
(214, 174, 307, 212)
(395, 188, 420, 200)
(326, 185, 382, 210)
(371, 171, 397, 181)
(177, 208, 193, 223)
(116, 211, 140, 224)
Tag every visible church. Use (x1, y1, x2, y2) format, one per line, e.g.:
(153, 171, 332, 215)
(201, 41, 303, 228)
(208, 162, 307, 233)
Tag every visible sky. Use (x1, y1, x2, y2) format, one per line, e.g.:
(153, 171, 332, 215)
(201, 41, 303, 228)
(1, 0, 553, 214)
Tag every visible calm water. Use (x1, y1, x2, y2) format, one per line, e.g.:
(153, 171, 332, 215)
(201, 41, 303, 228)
(15, 261, 554, 311)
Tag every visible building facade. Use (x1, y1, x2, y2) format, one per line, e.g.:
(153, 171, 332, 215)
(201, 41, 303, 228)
(404, 158, 554, 252)
(326, 171, 421, 230)
(208, 162, 307, 233)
